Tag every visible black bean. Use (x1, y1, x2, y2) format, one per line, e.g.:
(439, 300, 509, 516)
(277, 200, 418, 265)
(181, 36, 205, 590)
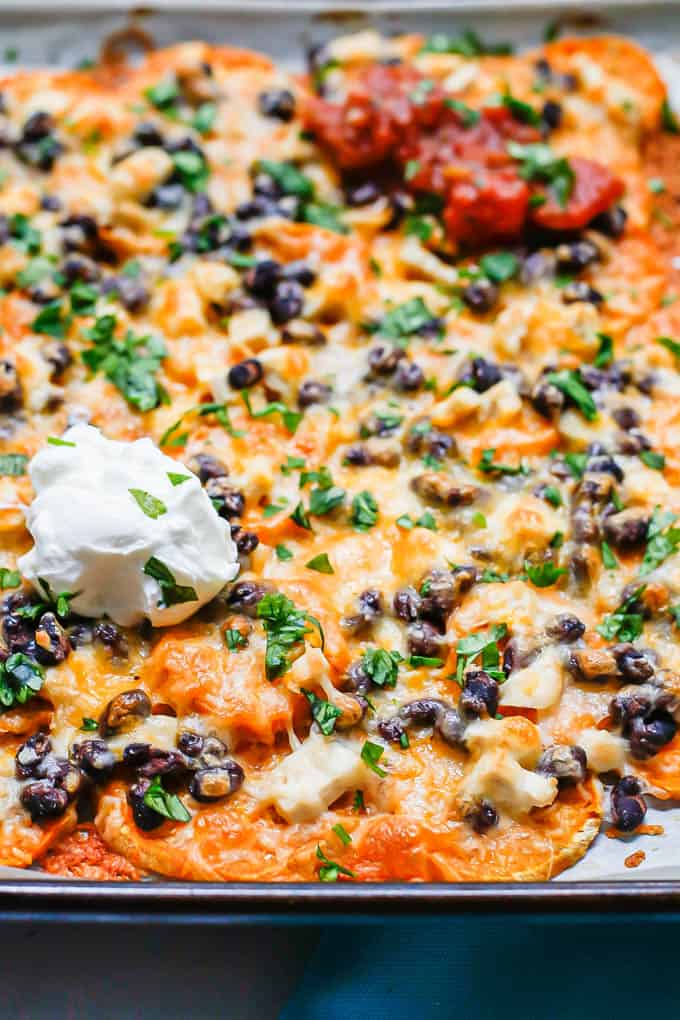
(555, 240, 599, 272)
(138, 749, 187, 778)
(546, 614, 585, 643)
(461, 279, 498, 313)
(459, 356, 503, 393)
(590, 205, 627, 238)
(258, 88, 296, 121)
(22, 111, 54, 141)
(378, 717, 407, 744)
(148, 182, 185, 210)
(298, 379, 331, 407)
(610, 775, 646, 831)
(134, 121, 165, 147)
(367, 344, 404, 376)
(92, 620, 128, 657)
(227, 357, 263, 390)
(532, 376, 565, 417)
(385, 190, 414, 229)
(393, 587, 421, 622)
(252, 172, 282, 199)
(611, 644, 654, 684)
(541, 100, 562, 130)
(67, 623, 93, 648)
(394, 360, 424, 392)
(344, 660, 372, 698)
(34, 612, 71, 666)
(205, 477, 245, 519)
(21, 780, 69, 821)
(128, 778, 165, 831)
(345, 180, 380, 206)
(245, 259, 281, 298)
(100, 275, 150, 313)
(198, 735, 229, 768)
(270, 280, 304, 324)
(123, 742, 152, 767)
(59, 214, 101, 255)
(99, 689, 151, 736)
(567, 647, 620, 683)
(611, 406, 640, 431)
(399, 698, 465, 747)
(407, 620, 445, 659)
(537, 745, 587, 786)
(521, 250, 556, 284)
(465, 799, 499, 833)
(40, 193, 62, 212)
(43, 341, 72, 378)
(177, 731, 204, 758)
(189, 452, 228, 483)
(343, 444, 372, 467)
(602, 508, 649, 550)
(29, 279, 61, 305)
(282, 261, 316, 287)
(562, 281, 603, 305)
(227, 580, 270, 615)
(418, 569, 457, 629)
(189, 761, 244, 802)
(459, 670, 499, 719)
(71, 740, 116, 782)
(2, 612, 34, 653)
(231, 525, 259, 555)
(15, 732, 51, 779)
(628, 712, 677, 760)
(411, 473, 479, 507)
(406, 424, 456, 461)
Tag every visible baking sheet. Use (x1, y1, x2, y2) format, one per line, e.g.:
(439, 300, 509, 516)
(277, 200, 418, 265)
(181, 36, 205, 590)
(0, 1, 679, 884)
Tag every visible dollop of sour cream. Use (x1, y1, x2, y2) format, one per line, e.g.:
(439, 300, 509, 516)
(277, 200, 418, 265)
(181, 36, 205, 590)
(18, 425, 239, 627)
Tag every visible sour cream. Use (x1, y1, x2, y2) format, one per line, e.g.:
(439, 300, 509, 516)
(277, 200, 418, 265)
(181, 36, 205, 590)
(18, 425, 239, 627)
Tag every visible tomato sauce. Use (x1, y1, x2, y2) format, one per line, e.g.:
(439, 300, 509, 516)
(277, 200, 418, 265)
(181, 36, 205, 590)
(303, 64, 624, 245)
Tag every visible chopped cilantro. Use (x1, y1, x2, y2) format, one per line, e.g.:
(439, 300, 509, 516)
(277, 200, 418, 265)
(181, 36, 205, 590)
(640, 450, 665, 471)
(0, 454, 27, 477)
(82, 315, 167, 412)
(478, 448, 527, 475)
(501, 91, 541, 127)
(657, 335, 680, 360)
(594, 332, 614, 368)
(225, 628, 247, 652)
(0, 568, 20, 590)
(0, 653, 44, 710)
(362, 648, 402, 689)
(640, 506, 680, 576)
(597, 586, 646, 642)
(600, 541, 619, 570)
(361, 740, 387, 777)
(507, 141, 574, 208)
(80, 717, 98, 732)
(167, 472, 190, 486)
(444, 97, 480, 127)
(257, 592, 323, 680)
(351, 490, 379, 531)
(290, 502, 312, 531)
(524, 561, 567, 587)
(303, 202, 348, 234)
(302, 688, 342, 736)
(309, 485, 345, 516)
(145, 78, 180, 109)
(480, 251, 518, 283)
(409, 655, 444, 668)
(455, 624, 507, 685)
(316, 844, 354, 882)
(31, 299, 71, 339)
(542, 486, 562, 508)
(241, 392, 301, 434)
(171, 150, 209, 192)
(275, 544, 294, 561)
(192, 101, 217, 134)
(546, 370, 597, 421)
(305, 552, 334, 574)
(564, 452, 588, 479)
(257, 159, 314, 200)
(143, 775, 191, 823)
(143, 556, 197, 608)
(128, 488, 167, 519)
(374, 297, 439, 345)
(420, 30, 512, 57)
(661, 99, 680, 134)
(332, 823, 352, 846)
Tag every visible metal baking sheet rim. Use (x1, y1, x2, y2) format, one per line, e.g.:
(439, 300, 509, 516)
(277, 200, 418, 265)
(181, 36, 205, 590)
(0, 1, 679, 910)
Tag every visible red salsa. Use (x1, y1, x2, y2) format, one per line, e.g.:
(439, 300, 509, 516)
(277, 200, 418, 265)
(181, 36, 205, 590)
(303, 65, 624, 244)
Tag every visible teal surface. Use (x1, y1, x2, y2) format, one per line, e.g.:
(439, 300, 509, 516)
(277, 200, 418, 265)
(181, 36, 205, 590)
(280, 916, 680, 1018)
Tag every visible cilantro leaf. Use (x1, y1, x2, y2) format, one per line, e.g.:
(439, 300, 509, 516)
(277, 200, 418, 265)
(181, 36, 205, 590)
(351, 490, 379, 531)
(361, 740, 387, 777)
(524, 561, 567, 587)
(257, 592, 322, 680)
(546, 370, 598, 421)
(640, 506, 680, 576)
(362, 648, 403, 689)
(143, 556, 197, 607)
(0, 453, 28, 477)
(302, 688, 342, 736)
(480, 251, 518, 283)
(0, 652, 44, 710)
(143, 775, 191, 823)
(0, 568, 20, 590)
(257, 159, 315, 200)
(305, 552, 334, 574)
(129, 488, 167, 519)
(596, 585, 646, 642)
(316, 844, 355, 882)
(374, 297, 439, 345)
